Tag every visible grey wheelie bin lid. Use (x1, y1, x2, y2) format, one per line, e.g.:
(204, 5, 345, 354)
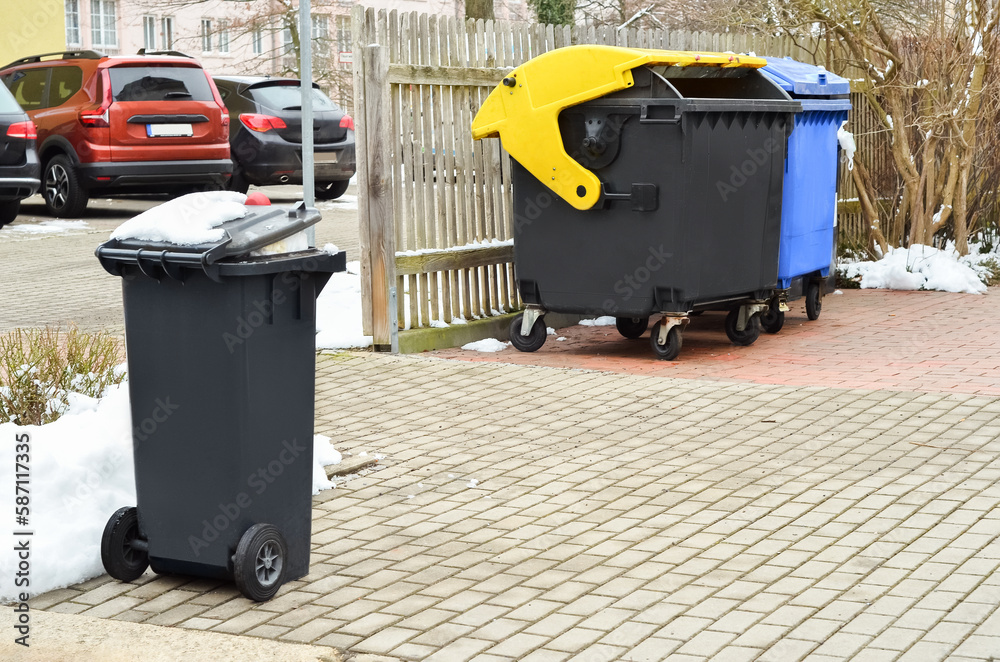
(96, 193, 345, 279)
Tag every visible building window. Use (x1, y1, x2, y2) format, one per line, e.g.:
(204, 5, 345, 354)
(336, 15, 351, 66)
(218, 20, 230, 53)
(201, 19, 212, 52)
(312, 15, 329, 57)
(282, 25, 294, 69)
(143, 16, 156, 51)
(162, 17, 174, 50)
(252, 27, 264, 55)
(91, 0, 118, 49)
(66, 0, 80, 47)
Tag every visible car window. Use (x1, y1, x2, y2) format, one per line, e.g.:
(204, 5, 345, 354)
(249, 84, 338, 112)
(49, 66, 83, 106)
(0, 80, 24, 113)
(5, 68, 49, 110)
(108, 65, 214, 102)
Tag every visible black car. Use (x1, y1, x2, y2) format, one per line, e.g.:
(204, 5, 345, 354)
(0, 82, 40, 227)
(213, 76, 355, 200)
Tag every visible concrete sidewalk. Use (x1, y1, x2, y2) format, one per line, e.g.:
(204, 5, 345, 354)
(21, 351, 1000, 661)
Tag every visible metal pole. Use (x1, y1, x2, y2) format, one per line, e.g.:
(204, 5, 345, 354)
(299, 0, 316, 246)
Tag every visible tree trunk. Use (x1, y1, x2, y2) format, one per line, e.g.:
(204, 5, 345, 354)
(465, 0, 494, 21)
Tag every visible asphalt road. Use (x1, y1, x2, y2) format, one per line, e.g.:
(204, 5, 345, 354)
(0, 184, 361, 334)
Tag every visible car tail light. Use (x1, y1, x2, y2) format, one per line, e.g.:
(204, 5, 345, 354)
(6, 121, 37, 140)
(240, 114, 287, 132)
(80, 70, 112, 128)
(340, 115, 354, 131)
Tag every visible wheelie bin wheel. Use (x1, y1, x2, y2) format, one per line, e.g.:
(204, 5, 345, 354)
(649, 321, 682, 360)
(760, 305, 784, 334)
(725, 309, 761, 346)
(805, 281, 823, 321)
(616, 316, 649, 339)
(234, 524, 287, 602)
(101, 507, 149, 582)
(509, 314, 546, 352)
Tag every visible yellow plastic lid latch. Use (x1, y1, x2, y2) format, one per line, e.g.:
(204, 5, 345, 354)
(471, 45, 765, 210)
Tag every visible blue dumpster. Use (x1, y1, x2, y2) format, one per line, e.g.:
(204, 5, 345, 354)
(760, 57, 851, 328)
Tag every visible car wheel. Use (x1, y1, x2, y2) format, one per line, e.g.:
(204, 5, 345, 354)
(0, 199, 19, 228)
(315, 179, 350, 200)
(43, 155, 89, 218)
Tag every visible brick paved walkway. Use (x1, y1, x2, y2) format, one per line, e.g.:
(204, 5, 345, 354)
(430, 289, 1000, 397)
(35, 353, 1000, 661)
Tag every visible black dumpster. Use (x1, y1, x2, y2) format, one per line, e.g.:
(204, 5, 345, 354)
(472, 45, 800, 359)
(96, 198, 345, 601)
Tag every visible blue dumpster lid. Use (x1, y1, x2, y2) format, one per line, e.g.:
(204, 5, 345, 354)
(761, 57, 850, 97)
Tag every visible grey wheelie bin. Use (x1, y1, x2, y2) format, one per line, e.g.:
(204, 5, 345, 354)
(95, 198, 345, 601)
(472, 45, 800, 359)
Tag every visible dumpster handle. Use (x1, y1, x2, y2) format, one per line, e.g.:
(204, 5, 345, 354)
(601, 183, 658, 212)
(639, 102, 681, 124)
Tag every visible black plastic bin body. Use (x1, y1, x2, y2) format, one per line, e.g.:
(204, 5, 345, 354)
(513, 65, 799, 317)
(97, 204, 344, 594)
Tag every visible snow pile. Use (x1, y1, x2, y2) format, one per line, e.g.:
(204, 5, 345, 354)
(312, 435, 343, 495)
(840, 245, 987, 294)
(0, 383, 345, 602)
(579, 316, 616, 326)
(462, 338, 508, 352)
(0, 385, 134, 602)
(2, 220, 91, 235)
(315, 261, 373, 350)
(110, 191, 247, 245)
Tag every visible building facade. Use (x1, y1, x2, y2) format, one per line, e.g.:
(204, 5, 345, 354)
(40, 0, 529, 110)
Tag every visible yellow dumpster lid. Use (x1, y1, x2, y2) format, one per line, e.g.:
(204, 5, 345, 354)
(471, 45, 766, 211)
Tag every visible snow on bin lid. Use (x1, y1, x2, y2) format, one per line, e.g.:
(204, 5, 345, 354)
(761, 57, 850, 97)
(108, 192, 323, 260)
(111, 191, 249, 246)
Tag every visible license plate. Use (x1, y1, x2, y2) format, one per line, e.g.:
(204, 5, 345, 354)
(147, 123, 193, 137)
(314, 151, 338, 163)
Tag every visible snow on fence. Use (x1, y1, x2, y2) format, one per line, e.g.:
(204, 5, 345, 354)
(352, 7, 886, 350)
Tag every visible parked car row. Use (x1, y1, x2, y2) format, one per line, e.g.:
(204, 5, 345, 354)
(0, 49, 356, 224)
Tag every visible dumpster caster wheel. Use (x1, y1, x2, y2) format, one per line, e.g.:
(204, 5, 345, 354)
(234, 524, 287, 602)
(806, 282, 823, 321)
(649, 321, 682, 360)
(760, 306, 784, 334)
(616, 317, 649, 339)
(101, 507, 149, 582)
(509, 314, 546, 352)
(725, 309, 761, 346)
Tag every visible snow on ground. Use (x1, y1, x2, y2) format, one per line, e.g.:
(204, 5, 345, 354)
(316, 194, 358, 212)
(839, 245, 987, 294)
(1, 220, 91, 236)
(461, 338, 509, 352)
(0, 384, 344, 603)
(315, 260, 373, 350)
(579, 316, 616, 326)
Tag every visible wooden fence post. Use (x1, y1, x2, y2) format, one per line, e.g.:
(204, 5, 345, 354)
(351, 5, 373, 337)
(361, 43, 396, 350)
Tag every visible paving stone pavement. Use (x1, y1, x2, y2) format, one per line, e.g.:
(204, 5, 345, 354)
(430, 288, 1000, 398)
(35, 352, 1000, 661)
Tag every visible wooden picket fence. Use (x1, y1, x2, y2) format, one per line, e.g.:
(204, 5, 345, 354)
(351, 7, 891, 350)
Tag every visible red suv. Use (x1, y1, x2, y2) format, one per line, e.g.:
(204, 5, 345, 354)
(0, 50, 231, 217)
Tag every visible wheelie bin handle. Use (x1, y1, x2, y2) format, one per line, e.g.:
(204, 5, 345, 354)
(471, 45, 766, 211)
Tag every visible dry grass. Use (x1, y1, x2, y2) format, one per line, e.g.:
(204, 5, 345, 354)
(0, 326, 126, 426)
